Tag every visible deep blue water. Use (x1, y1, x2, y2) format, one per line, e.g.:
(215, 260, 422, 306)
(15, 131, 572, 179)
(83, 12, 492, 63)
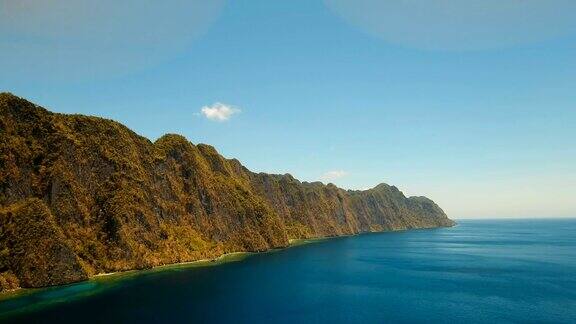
(1, 219, 576, 323)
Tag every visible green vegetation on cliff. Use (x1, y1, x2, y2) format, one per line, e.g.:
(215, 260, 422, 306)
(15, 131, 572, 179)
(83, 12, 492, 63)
(0, 93, 453, 291)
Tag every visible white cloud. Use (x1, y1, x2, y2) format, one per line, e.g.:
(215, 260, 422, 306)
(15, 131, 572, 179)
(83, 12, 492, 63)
(200, 103, 241, 122)
(321, 170, 348, 182)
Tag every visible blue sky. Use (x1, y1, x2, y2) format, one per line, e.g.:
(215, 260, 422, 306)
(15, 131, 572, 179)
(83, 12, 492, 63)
(1, 0, 575, 218)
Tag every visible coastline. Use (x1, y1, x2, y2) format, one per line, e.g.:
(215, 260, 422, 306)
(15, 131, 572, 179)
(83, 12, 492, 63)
(3, 220, 573, 323)
(0, 225, 453, 304)
(92, 251, 250, 279)
(0, 237, 324, 303)
(84, 226, 452, 283)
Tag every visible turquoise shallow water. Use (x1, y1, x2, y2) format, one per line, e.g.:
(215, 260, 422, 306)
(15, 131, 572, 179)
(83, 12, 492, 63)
(1, 219, 575, 323)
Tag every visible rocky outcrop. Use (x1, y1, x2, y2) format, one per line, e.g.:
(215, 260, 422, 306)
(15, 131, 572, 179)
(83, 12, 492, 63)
(0, 93, 454, 290)
(0, 198, 88, 287)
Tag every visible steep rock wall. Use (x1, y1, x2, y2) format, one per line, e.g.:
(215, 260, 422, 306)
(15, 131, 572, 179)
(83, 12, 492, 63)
(0, 93, 453, 290)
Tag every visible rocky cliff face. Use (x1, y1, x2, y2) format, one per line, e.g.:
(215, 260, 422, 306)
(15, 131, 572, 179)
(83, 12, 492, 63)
(0, 93, 454, 290)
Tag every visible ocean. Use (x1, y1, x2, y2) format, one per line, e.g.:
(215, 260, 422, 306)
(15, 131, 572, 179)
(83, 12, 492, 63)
(1, 219, 575, 323)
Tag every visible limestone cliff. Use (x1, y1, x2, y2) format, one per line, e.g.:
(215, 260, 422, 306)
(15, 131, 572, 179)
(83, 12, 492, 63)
(0, 93, 454, 290)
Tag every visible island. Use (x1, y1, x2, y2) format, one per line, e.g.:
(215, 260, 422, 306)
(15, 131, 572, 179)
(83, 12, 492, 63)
(0, 92, 454, 292)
